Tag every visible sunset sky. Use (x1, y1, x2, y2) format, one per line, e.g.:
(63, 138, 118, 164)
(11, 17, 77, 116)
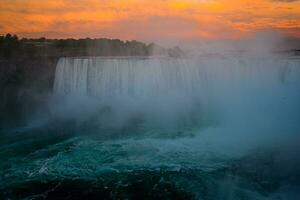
(0, 0, 300, 43)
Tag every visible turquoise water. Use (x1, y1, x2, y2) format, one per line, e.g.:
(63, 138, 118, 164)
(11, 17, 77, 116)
(1, 125, 299, 199)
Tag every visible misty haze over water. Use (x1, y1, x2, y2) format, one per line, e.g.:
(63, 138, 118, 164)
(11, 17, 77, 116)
(0, 32, 300, 199)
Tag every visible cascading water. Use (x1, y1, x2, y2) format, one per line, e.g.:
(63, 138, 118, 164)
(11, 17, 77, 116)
(54, 56, 300, 97)
(1, 56, 300, 199)
(53, 56, 300, 134)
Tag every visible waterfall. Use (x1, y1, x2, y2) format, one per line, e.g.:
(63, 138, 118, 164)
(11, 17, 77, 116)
(53, 56, 300, 132)
(54, 57, 207, 97)
(54, 57, 300, 97)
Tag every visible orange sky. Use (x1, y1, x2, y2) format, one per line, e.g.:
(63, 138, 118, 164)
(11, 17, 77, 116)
(0, 0, 300, 42)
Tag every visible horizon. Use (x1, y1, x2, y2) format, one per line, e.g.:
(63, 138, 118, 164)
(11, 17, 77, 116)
(2, 32, 300, 54)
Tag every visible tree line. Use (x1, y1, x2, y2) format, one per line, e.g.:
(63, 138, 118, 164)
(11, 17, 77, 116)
(0, 33, 185, 60)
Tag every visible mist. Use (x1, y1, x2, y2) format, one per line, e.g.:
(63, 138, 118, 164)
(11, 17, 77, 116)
(43, 54, 300, 151)
(174, 30, 299, 57)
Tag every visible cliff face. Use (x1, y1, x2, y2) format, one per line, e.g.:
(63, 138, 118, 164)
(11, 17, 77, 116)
(0, 57, 58, 128)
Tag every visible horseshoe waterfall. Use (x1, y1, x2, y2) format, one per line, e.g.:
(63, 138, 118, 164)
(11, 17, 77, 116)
(2, 56, 300, 199)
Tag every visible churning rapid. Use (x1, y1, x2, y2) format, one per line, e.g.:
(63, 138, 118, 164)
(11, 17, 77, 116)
(1, 56, 300, 199)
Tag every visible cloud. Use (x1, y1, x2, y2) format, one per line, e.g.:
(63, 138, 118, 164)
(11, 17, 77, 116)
(0, 0, 300, 42)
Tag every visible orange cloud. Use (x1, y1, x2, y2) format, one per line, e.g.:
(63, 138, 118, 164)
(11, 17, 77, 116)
(0, 0, 299, 41)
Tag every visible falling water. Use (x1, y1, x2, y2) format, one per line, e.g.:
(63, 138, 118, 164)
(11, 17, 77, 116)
(52, 56, 300, 133)
(54, 57, 300, 97)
